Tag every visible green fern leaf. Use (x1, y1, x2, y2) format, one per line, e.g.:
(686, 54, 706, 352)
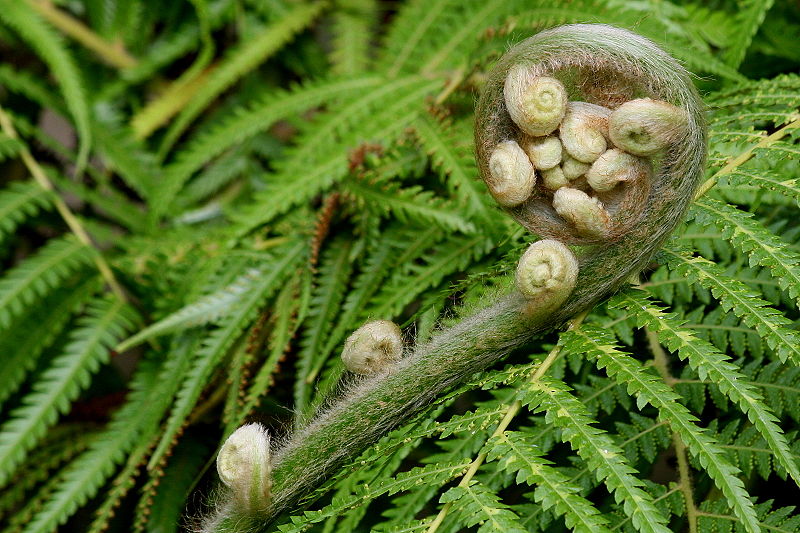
(440, 480, 528, 533)
(721, 0, 775, 68)
(612, 290, 800, 487)
(277, 460, 472, 533)
(663, 247, 800, 366)
(330, 0, 377, 75)
(342, 178, 476, 234)
(160, 1, 326, 151)
(0, 0, 92, 171)
(147, 240, 306, 469)
(0, 236, 96, 331)
(522, 376, 672, 533)
(486, 431, 613, 533)
(413, 115, 492, 219)
(0, 296, 137, 487)
(117, 261, 263, 351)
(0, 277, 99, 408)
(154, 75, 383, 219)
(0, 181, 53, 246)
(569, 324, 761, 533)
(231, 76, 439, 236)
(0, 132, 24, 162)
(691, 197, 800, 306)
(295, 238, 354, 416)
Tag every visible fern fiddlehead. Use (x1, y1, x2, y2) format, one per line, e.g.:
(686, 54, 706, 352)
(204, 23, 706, 532)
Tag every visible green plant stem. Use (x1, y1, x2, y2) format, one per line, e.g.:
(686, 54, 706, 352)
(0, 106, 127, 301)
(27, 0, 138, 69)
(425, 311, 588, 533)
(646, 328, 698, 533)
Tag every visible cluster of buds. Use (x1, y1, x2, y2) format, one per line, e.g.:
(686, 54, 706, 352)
(487, 69, 688, 241)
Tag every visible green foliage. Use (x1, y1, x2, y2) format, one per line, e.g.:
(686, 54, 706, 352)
(0, 1, 798, 532)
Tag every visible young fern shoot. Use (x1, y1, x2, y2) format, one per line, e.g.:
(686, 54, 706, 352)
(207, 23, 706, 532)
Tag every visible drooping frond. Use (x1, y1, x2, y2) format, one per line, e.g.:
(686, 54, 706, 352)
(160, 1, 327, 151)
(440, 481, 528, 533)
(567, 325, 761, 533)
(0, 296, 137, 487)
(612, 290, 800, 486)
(663, 247, 800, 365)
(0, 236, 96, 331)
(486, 430, 613, 533)
(0, 0, 92, 170)
(521, 376, 673, 533)
(0, 180, 53, 246)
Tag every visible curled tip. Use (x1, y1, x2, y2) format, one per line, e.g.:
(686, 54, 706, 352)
(217, 423, 272, 512)
(504, 70, 567, 136)
(559, 102, 610, 163)
(341, 320, 403, 374)
(586, 148, 650, 192)
(561, 153, 591, 181)
(487, 140, 536, 206)
(552, 187, 611, 239)
(541, 165, 569, 191)
(608, 98, 689, 156)
(515, 239, 578, 311)
(523, 135, 562, 170)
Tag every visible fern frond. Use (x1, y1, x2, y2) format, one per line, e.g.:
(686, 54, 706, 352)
(440, 480, 527, 533)
(487, 431, 613, 533)
(719, 169, 800, 207)
(0, 277, 98, 408)
(0, 132, 24, 162)
(295, 238, 354, 416)
(721, 0, 776, 68)
(231, 76, 439, 236)
(367, 233, 492, 320)
(568, 325, 761, 533)
(147, 241, 306, 469)
(91, 118, 160, 203)
(153, 75, 383, 219)
(691, 197, 800, 307)
(342, 178, 476, 234)
(117, 261, 263, 351)
(697, 499, 800, 533)
(330, 0, 377, 75)
(160, 1, 326, 151)
(0, 0, 92, 170)
(413, 115, 493, 219)
(277, 460, 472, 533)
(613, 290, 800, 487)
(0, 181, 53, 246)
(0, 236, 96, 331)
(663, 247, 800, 366)
(0, 296, 137, 488)
(522, 376, 672, 533)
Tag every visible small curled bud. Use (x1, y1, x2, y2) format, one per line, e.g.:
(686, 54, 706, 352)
(552, 187, 611, 239)
(217, 423, 272, 512)
(559, 102, 610, 163)
(515, 239, 578, 312)
(608, 98, 689, 156)
(487, 140, 536, 207)
(541, 165, 569, 191)
(586, 149, 650, 192)
(561, 153, 591, 181)
(504, 69, 567, 136)
(341, 320, 403, 374)
(523, 136, 562, 170)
